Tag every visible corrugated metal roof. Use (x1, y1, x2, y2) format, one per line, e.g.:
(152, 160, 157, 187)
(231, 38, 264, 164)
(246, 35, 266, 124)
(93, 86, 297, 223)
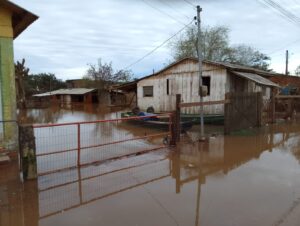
(136, 57, 284, 82)
(33, 88, 96, 97)
(116, 57, 285, 90)
(231, 71, 280, 87)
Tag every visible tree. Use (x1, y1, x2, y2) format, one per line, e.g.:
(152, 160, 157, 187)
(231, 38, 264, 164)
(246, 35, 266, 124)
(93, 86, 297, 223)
(296, 65, 300, 76)
(85, 59, 132, 84)
(15, 59, 66, 108)
(170, 25, 271, 71)
(85, 59, 133, 97)
(170, 26, 232, 62)
(228, 45, 271, 71)
(25, 73, 66, 96)
(15, 59, 30, 109)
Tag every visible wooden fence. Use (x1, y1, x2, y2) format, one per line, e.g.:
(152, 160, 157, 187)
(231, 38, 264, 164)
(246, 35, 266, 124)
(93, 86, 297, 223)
(224, 92, 263, 134)
(172, 92, 278, 139)
(275, 95, 300, 119)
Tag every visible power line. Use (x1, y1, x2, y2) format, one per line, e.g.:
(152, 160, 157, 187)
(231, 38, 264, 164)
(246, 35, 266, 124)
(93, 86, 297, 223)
(123, 20, 194, 70)
(267, 37, 300, 55)
(258, 0, 300, 27)
(182, 0, 197, 8)
(157, 0, 191, 20)
(258, 0, 295, 25)
(141, 0, 191, 26)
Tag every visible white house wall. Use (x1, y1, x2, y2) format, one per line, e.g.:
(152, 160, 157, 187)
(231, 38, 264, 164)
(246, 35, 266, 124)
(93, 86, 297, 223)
(137, 60, 227, 115)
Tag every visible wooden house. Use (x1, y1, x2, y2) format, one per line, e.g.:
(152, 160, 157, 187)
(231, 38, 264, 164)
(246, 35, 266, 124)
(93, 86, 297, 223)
(134, 58, 279, 115)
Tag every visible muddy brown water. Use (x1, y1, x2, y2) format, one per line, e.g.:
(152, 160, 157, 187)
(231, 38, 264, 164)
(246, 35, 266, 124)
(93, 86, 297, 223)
(1, 105, 300, 226)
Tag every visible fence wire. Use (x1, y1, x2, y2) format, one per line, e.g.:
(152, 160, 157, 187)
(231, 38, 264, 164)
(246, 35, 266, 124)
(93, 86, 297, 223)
(34, 114, 172, 175)
(38, 151, 171, 219)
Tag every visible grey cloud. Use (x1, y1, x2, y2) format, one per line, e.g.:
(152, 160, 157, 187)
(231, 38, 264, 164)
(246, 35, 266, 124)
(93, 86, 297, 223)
(12, 0, 300, 79)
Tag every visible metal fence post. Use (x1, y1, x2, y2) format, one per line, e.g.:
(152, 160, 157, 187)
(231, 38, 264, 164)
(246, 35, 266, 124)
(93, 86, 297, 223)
(175, 94, 181, 142)
(77, 123, 81, 167)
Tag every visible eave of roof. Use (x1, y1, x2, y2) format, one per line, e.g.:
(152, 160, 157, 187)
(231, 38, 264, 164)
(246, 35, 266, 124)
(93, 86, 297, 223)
(116, 57, 287, 90)
(0, 0, 38, 39)
(137, 57, 285, 82)
(231, 71, 280, 87)
(33, 88, 96, 97)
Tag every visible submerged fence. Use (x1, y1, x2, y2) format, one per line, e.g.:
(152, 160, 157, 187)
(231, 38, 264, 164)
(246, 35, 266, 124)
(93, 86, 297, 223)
(33, 114, 173, 175)
(38, 151, 171, 219)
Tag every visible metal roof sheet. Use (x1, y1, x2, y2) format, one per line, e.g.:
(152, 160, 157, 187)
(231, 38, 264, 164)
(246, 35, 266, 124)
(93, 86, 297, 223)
(33, 88, 96, 97)
(231, 71, 280, 87)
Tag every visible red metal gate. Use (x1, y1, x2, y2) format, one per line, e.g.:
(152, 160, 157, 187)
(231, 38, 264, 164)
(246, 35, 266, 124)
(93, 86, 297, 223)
(33, 114, 172, 175)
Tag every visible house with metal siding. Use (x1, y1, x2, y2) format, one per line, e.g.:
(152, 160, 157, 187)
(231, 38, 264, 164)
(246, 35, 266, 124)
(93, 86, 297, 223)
(136, 58, 279, 115)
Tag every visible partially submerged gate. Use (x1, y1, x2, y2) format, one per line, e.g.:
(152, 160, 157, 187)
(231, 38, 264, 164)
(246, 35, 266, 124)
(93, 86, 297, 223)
(224, 92, 263, 134)
(31, 114, 172, 175)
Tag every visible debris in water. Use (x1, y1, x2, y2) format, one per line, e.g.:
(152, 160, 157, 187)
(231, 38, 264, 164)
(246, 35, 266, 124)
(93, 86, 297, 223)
(187, 163, 195, 168)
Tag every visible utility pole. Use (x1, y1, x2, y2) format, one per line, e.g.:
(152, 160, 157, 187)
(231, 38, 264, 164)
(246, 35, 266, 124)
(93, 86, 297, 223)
(285, 50, 289, 75)
(196, 5, 205, 140)
(49, 77, 52, 94)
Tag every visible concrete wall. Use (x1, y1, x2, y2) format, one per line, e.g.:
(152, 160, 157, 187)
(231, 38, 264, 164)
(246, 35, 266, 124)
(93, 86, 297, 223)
(0, 39, 18, 148)
(0, 8, 17, 148)
(137, 60, 227, 115)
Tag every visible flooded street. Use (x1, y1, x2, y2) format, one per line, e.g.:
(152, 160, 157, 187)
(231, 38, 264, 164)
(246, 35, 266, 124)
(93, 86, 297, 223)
(1, 106, 300, 226)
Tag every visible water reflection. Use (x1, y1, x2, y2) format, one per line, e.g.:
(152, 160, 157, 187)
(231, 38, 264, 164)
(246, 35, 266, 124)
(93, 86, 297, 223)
(38, 150, 171, 218)
(39, 123, 300, 225)
(20, 104, 127, 124)
(3, 115, 300, 225)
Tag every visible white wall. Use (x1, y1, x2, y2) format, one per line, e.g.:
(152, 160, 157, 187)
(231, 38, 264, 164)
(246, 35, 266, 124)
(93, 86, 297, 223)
(137, 60, 227, 115)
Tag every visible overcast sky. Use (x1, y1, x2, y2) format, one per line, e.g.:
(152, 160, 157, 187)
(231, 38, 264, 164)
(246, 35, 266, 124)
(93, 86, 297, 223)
(13, 0, 300, 80)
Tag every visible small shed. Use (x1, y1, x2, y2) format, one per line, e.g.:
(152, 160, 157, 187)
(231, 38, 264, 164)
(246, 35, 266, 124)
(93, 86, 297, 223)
(33, 88, 98, 104)
(134, 58, 279, 115)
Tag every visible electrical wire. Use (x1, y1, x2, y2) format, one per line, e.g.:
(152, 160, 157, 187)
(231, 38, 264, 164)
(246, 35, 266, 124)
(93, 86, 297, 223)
(258, 0, 300, 27)
(141, 0, 191, 26)
(182, 0, 197, 8)
(267, 38, 300, 55)
(157, 0, 192, 20)
(123, 20, 194, 70)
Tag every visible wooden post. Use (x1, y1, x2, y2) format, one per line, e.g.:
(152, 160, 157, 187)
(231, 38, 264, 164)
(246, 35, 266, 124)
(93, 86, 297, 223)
(171, 149, 181, 194)
(170, 112, 176, 146)
(77, 123, 81, 166)
(19, 124, 37, 180)
(270, 88, 276, 123)
(224, 93, 231, 135)
(287, 99, 292, 118)
(257, 92, 263, 127)
(175, 94, 181, 142)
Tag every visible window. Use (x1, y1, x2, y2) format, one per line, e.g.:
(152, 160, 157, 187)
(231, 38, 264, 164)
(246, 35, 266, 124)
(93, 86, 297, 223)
(166, 79, 169, 95)
(143, 86, 153, 97)
(202, 76, 211, 96)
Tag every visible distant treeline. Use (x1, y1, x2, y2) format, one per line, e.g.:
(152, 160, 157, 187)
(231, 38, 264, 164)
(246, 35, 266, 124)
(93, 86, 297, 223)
(24, 73, 66, 97)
